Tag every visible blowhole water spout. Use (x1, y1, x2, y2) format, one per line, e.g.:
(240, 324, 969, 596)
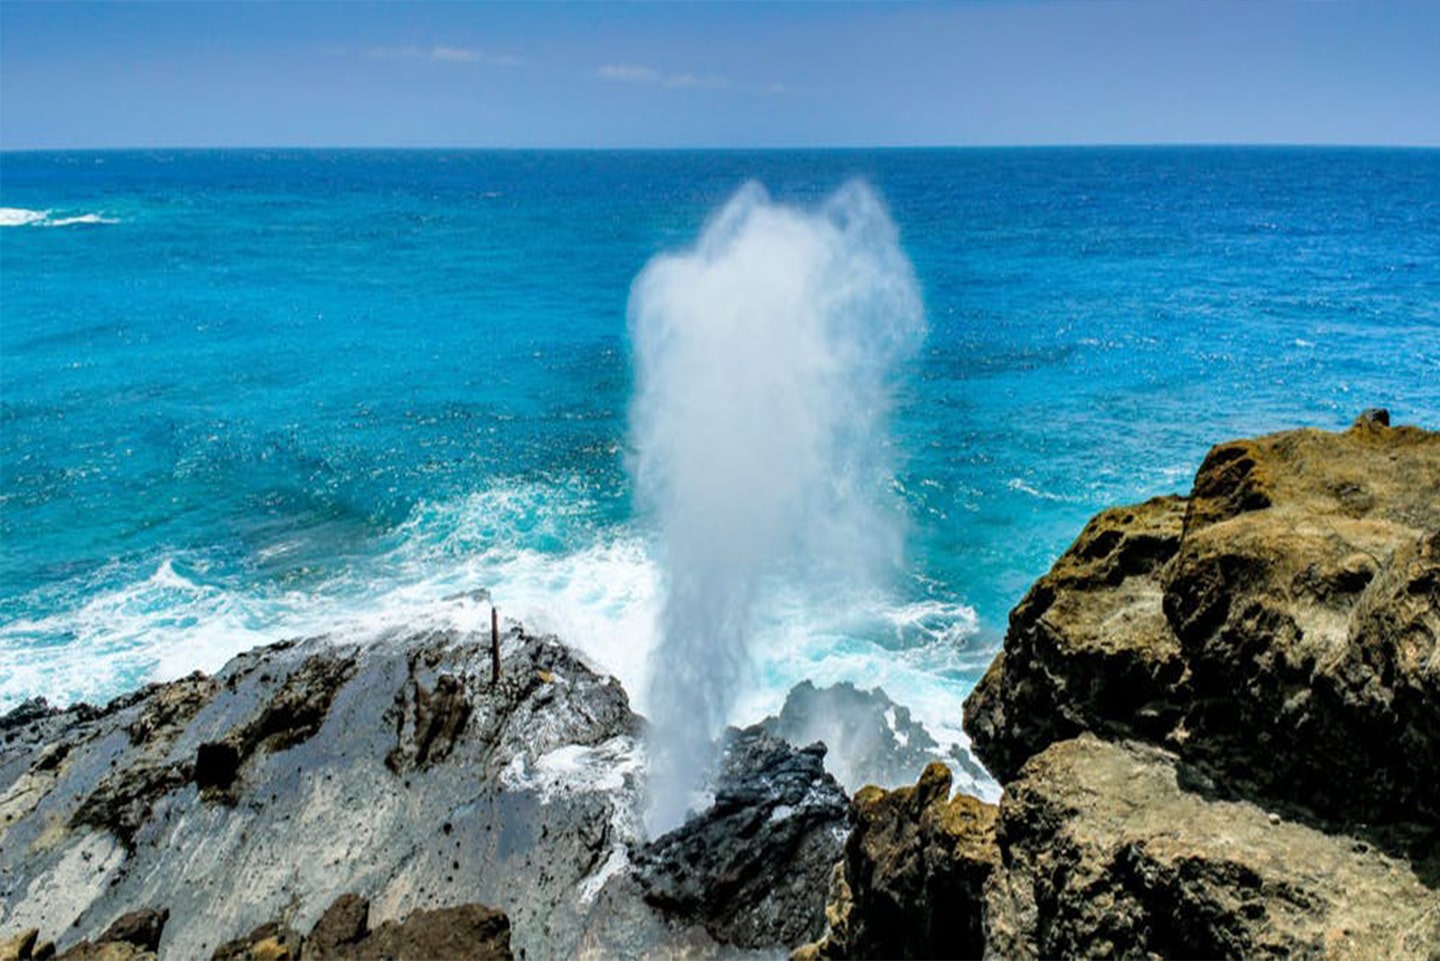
(628, 180, 925, 834)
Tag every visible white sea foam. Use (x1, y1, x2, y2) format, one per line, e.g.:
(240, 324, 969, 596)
(628, 180, 927, 831)
(0, 206, 117, 227)
(0, 208, 50, 227)
(0, 477, 988, 802)
(45, 213, 119, 227)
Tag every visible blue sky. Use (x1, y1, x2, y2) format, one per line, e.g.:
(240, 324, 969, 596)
(1, 1, 1437, 149)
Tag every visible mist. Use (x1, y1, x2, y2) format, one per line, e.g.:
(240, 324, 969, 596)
(627, 180, 925, 834)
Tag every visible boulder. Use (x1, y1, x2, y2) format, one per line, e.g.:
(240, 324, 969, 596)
(966, 416, 1440, 829)
(797, 762, 996, 960)
(985, 735, 1440, 959)
(633, 726, 849, 949)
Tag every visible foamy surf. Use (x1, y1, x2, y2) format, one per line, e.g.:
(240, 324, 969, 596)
(0, 206, 117, 227)
(0, 478, 986, 799)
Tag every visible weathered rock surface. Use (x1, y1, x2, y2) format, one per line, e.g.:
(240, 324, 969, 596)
(633, 726, 849, 948)
(985, 735, 1440, 959)
(966, 414, 1440, 832)
(797, 762, 996, 961)
(0, 626, 692, 959)
(808, 414, 1440, 959)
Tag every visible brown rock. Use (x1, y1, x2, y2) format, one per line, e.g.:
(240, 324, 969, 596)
(799, 762, 997, 959)
(213, 923, 304, 961)
(984, 735, 1440, 959)
(965, 496, 1189, 783)
(302, 894, 367, 959)
(1, 930, 39, 961)
(55, 907, 169, 961)
(965, 418, 1440, 828)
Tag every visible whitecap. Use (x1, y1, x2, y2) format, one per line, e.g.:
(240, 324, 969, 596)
(0, 207, 50, 227)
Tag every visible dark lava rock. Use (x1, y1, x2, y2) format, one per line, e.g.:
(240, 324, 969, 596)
(333, 902, 511, 961)
(0, 698, 59, 734)
(1, 628, 652, 960)
(212, 922, 304, 961)
(633, 725, 849, 949)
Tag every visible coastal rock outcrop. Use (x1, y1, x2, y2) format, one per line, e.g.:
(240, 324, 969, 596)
(966, 414, 1440, 835)
(2, 621, 857, 959)
(797, 762, 996, 960)
(0, 625, 680, 958)
(632, 726, 849, 948)
(984, 735, 1440, 959)
(806, 413, 1440, 958)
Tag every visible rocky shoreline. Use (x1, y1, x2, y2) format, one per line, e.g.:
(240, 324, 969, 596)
(4, 412, 1438, 959)
(800, 410, 1440, 958)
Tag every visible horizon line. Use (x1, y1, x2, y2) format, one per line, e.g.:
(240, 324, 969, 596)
(3, 141, 1440, 155)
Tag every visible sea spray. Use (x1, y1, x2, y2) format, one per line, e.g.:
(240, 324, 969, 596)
(627, 180, 926, 833)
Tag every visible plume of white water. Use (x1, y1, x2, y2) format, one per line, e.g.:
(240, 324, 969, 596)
(628, 180, 926, 833)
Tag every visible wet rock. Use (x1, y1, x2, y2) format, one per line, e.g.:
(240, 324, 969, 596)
(70, 762, 191, 850)
(1, 699, 59, 735)
(0, 628, 680, 960)
(633, 726, 849, 949)
(125, 676, 219, 748)
(985, 736, 1440, 959)
(384, 665, 472, 774)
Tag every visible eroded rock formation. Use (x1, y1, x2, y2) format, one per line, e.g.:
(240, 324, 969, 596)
(803, 412, 1440, 959)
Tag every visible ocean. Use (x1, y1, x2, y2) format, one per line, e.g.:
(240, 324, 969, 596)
(3, 147, 1438, 786)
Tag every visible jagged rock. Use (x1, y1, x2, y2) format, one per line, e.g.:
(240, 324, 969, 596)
(54, 908, 168, 961)
(1, 930, 39, 961)
(966, 418, 1440, 829)
(315, 899, 511, 960)
(210, 893, 512, 961)
(963, 495, 1189, 784)
(797, 763, 996, 960)
(1, 700, 59, 736)
(301, 894, 367, 958)
(0, 628, 672, 959)
(633, 726, 849, 949)
(984, 735, 1440, 959)
(762, 681, 992, 796)
(212, 922, 304, 961)
(383, 661, 472, 774)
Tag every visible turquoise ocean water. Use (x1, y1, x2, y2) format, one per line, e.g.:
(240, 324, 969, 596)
(3, 148, 1438, 764)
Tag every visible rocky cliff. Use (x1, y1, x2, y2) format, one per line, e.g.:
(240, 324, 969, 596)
(0, 624, 845, 959)
(803, 411, 1440, 958)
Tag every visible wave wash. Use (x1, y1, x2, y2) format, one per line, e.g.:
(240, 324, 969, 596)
(628, 181, 926, 833)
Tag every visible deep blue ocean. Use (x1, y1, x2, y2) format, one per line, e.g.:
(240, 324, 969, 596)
(3, 148, 1438, 772)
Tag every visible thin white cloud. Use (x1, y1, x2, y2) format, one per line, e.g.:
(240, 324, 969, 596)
(366, 45, 522, 67)
(430, 46, 481, 63)
(596, 63, 728, 90)
(597, 63, 662, 84)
